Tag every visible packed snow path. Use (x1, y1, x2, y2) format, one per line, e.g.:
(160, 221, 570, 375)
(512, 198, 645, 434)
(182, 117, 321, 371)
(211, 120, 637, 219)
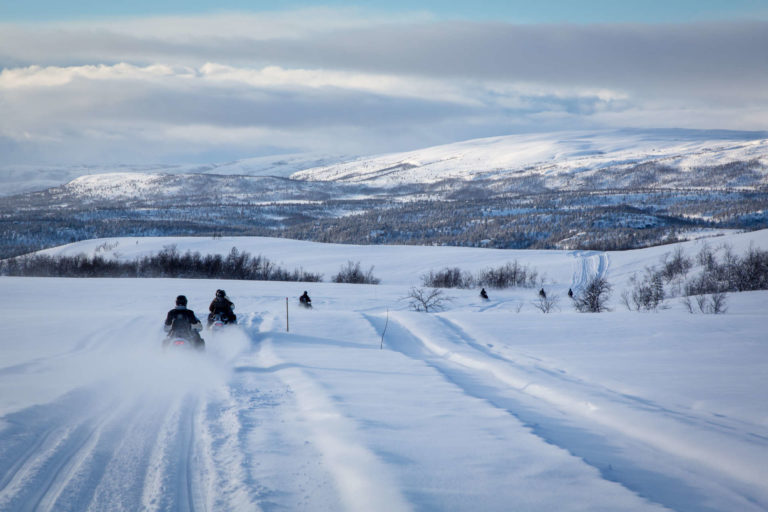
(2, 232, 768, 511)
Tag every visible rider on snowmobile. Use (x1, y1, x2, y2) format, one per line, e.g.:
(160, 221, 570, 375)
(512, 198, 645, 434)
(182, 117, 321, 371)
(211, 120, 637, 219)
(208, 289, 236, 326)
(164, 295, 205, 349)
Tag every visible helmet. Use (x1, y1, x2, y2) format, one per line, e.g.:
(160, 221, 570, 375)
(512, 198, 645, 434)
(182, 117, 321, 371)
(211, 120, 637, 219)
(176, 295, 188, 306)
(216, 289, 226, 298)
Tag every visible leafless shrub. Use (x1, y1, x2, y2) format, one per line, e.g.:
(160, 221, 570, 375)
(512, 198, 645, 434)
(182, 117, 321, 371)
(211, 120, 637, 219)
(687, 293, 728, 314)
(573, 276, 612, 313)
(695, 295, 708, 312)
(533, 294, 560, 313)
(477, 261, 538, 289)
(680, 296, 694, 314)
(406, 287, 452, 313)
(332, 260, 381, 284)
(623, 268, 665, 311)
(709, 292, 728, 314)
(422, 267, 474, 288)
(660, 246, 692, 282)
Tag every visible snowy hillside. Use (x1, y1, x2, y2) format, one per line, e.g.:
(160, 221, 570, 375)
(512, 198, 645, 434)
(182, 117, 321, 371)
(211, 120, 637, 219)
(1, 230, 767, 511)
(0, 152, 350, 197)
(4, 128, 768, 260)
(292, 129, 768, 186)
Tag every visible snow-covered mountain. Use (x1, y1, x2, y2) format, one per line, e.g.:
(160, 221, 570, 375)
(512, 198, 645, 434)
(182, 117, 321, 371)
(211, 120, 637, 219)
(1, 230, 767, 511)
(3, 128, 767, 260)
(0, 152, 351, 197)
(292, 129, 768, 187)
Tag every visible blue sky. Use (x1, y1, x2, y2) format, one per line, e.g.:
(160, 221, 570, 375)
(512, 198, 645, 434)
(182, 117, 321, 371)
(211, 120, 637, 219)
(0, 2, 766, 166)
(2, 0, 767, 23)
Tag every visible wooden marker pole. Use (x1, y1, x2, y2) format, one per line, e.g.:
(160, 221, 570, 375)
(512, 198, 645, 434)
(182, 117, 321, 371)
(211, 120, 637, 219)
(286, 297, 289, 332)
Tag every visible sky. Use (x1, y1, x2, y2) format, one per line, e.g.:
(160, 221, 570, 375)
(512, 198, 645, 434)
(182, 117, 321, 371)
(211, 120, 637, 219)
(1, 1, 767, 166)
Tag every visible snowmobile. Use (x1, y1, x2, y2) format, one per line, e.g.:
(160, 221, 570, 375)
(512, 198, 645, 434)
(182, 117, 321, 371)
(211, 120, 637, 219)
(163, 325, 205, 352)
(207, 312, 235, 331)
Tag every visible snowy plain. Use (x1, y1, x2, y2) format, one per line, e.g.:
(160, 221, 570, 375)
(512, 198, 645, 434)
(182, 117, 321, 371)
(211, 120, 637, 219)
(1, 230, 768, 511)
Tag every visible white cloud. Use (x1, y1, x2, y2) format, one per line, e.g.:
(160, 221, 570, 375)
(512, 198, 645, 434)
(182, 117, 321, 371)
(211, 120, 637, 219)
(0, 10, 765, 165)
(0, 63, 181, 88)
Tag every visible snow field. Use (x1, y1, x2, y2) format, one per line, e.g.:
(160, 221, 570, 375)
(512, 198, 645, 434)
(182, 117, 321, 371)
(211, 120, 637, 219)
(2, 229, 768, 511)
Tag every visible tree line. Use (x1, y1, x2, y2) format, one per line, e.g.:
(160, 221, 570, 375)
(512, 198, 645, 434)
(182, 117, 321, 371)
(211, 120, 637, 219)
(0, 246, 323, 282)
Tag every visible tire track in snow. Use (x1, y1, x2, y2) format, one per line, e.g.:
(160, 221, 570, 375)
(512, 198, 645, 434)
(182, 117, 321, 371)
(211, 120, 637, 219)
(196, 385, 262, 512)
(256, 337, 412, 512)
(0, 384, 154, 511)
(141, 394, 196, 512)
(382, 312, 768, 512)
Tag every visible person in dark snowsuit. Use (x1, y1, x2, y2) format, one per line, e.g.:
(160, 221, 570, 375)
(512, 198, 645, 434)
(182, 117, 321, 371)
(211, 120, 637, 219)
(208, 289, 236, 326)
(539, 288, 547, 299)
(164, 295, 205, 350)
(299, 291, 312, 308)
(568, 288, 574, 298)
(480, 288, 489, 300)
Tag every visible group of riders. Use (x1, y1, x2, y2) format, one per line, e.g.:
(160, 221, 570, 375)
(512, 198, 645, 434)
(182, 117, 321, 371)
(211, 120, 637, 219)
(163, 289, 312, 350)
(165, 286, 576, 350)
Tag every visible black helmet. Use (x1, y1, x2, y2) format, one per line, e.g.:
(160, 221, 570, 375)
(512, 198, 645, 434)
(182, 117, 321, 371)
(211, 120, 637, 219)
(216, 289, 226, 298)
(176, 295, 188, 306)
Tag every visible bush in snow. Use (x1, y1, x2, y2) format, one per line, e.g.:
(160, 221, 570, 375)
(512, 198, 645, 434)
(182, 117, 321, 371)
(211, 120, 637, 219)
(422, 261, 539, 289)
(621, 267, 665, 311)
(573, 276, 612, 313)
(532, 293, 560, 313)
(681, 293, 728, 314)
(332, 260, 381, 284)
(685, 244, 768, 295)
(406, 287, 452, 313)
(660, 246, 693, 283)
(476, 261, 539, 289)
(422, 267, 474, 288)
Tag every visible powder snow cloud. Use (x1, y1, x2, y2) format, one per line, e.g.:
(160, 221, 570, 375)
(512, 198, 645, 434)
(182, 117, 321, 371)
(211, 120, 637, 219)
(0, 10, 765, 165)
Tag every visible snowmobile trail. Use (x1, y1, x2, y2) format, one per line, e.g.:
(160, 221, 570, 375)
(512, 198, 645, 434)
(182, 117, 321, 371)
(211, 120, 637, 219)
(571, 250, 609, 292)
(249, 332, 412, 512)
(381, 312, 768, 512)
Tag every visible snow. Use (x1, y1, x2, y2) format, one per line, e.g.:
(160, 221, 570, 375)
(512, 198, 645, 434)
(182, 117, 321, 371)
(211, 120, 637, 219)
(2, 230, 768, 511)
(291, 129, 768, 186)
(0, 151, 356, 197)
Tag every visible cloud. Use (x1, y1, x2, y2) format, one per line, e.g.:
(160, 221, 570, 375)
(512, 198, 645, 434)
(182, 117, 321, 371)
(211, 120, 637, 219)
(0, 11, 765, 165)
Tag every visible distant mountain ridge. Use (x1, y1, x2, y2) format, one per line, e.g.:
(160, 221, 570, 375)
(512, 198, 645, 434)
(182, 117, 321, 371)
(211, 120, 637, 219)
(2, 129, 767, 259)
(290, 129, 768, 186)
(0, 152, 352, 197)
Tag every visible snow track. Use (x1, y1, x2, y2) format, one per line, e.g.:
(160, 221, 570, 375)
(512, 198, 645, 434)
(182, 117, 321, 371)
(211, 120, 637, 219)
(254, 335, 411, 512)
(382, 312, 768, 512)
(571, 250, 609, 292)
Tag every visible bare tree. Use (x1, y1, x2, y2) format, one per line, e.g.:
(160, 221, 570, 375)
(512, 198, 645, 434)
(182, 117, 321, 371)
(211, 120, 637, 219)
(710, 292, 728, 314)
(573, 276, 612, 313)
(406, 287, 452, 313)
